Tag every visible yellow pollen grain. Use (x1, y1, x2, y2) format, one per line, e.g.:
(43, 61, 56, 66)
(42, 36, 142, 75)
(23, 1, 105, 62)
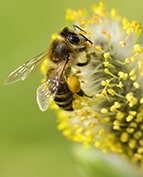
(122, 18, 130, 29)
(124, 57, 130, 63)
(130, 56, 136, 62)
(110, 8, 118, 18)
(107, 89, 115, 96)
(95, 45, 102, 51)
(126, 127, 135, 134)
(113, 125, 120, 130)
(110, 102, 121, 112)
(120, 132, 129, 143)
(127, 27, 134, 34)
(126, 115, 134, 122)
(138, 147, 143, 154)
(116, 81, 124, 88)
(129, 69, 136, 76)
(101, 108, 108, 114)
(129, 70, 136, 80)
(129, 98, 138, 107)
(130, 122, 137, 128)
(126, 92, 138, 107)
(140, 97, 143, 104)
(101, 79, 110, 86)
(129, 111, 137, 116)
(103, 61, 109, 67)
(104, 52, 110, 59)
(133, 44, 143, 53)
(128, 139, 137, 149)
(118, 71, 128, 80)
(133, 82, 140, 89)
(130, 75, 136, 81)
(133, 131, 142, 140)
(113, 120, 120, 130)
(114, 101, 121, 108)
(116, 112, 124, 120)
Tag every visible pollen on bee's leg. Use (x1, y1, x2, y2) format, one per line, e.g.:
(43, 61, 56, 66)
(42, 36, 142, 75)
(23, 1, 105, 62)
(67, 75, 81, 93)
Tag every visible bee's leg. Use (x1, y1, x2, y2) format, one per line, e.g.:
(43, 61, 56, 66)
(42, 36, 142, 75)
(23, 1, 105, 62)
(77, 89, 85, 96)
(77, 89, 93, 98)
(76, 59, 89, 66)
(78, 46, 87, 52)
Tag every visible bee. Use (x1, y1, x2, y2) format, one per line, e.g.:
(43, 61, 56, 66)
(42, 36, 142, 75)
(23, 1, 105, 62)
(5, 25, 92, 111)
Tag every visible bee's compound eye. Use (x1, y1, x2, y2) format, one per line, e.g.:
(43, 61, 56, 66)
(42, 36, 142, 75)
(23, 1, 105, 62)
(68, 33, 80, 45)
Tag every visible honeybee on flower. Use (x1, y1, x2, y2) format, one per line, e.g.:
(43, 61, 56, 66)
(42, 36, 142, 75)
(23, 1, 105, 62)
(46, 2, 143, 170)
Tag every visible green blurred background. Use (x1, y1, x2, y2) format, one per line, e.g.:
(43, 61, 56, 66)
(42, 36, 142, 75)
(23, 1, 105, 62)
(0, 0, 143, 177)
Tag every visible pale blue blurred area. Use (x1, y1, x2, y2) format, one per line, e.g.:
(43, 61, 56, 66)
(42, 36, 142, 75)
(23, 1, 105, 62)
(0, 0, 143, 177)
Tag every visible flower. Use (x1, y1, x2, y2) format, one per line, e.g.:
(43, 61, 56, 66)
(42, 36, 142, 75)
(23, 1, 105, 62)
(41, 2, 143, 169)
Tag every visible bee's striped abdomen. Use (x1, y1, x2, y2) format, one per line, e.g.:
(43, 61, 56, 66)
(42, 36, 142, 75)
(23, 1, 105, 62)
(54, 79, 73, 111)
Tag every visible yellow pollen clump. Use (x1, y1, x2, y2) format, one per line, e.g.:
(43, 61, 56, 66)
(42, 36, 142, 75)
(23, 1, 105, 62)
(107, 89, 115, 96)
(65, 8, 86, 22)
(126, 92, 138, 107)
(133, 44, 143, 53)
(126, 115, 134, 122)
(120, 132, 129, 143)
(101, 108, 108, 114)
(103, 52, 110, 59)
(110, 102, 121, 112)
(95, 45, 102, 51)
(133, 131, 142, 140)
(116, 112, 124, 120)
(128, 139, 137, 149)
(113, 120, 121, 130)
(101, 79, 110, 86)
(67, 75, 81, 93)
(118, 71, 128, 80)
(129, 69, 136, 81)
(116, 81, 124, 88)
(140, 97, 143, 104)
(133, 82, 140, 89)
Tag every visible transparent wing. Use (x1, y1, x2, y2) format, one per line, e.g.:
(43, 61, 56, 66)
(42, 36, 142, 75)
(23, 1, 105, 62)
(4, 51, 48, 85)
(36, 60, 68, 111)
(36, 79, 59, 111)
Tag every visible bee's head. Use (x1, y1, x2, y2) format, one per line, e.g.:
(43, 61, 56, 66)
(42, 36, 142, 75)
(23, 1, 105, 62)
(60, 26, 92, 46)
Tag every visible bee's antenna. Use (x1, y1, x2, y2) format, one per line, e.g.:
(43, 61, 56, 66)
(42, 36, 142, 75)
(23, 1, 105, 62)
(80, 33, 93, 44)
(73, 24, 93, 44)
(73, 24, 86, 33)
